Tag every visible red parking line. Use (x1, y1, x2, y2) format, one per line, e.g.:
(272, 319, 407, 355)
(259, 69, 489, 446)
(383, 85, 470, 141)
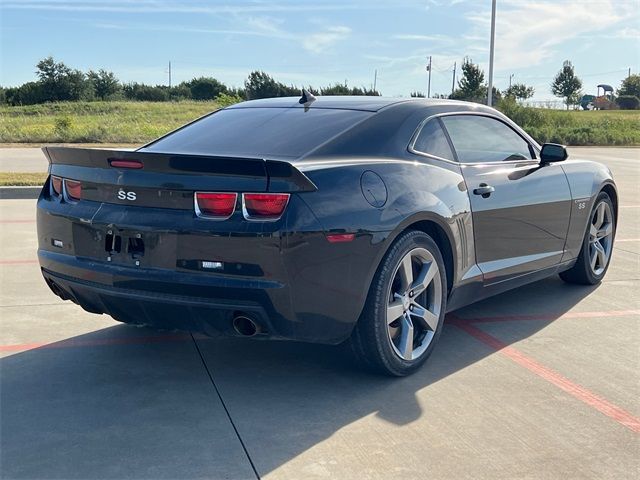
(0, 334, 192, 352)
(453, 320, 640, 434)
(0, 259, 38, 265)
(454, 309, 640, 324)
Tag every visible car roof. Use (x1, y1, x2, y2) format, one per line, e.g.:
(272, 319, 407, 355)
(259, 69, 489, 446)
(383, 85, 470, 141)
(226, 96, 473, 112)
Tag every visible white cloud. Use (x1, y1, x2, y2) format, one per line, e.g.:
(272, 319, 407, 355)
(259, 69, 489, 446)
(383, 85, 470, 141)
(464, 0, 635, 70)
(302, 26, 352, 54)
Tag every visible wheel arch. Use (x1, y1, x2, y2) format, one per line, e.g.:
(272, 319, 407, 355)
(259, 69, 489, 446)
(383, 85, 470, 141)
(600, 182, 618, 224)
(383, 214, 457, 296)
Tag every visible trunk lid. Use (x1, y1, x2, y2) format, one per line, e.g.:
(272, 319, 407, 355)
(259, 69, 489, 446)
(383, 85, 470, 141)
(43, 147, 315, 210)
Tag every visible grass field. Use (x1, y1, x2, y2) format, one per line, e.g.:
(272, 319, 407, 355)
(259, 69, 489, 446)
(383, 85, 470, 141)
(0, 172, 46, 186)
(0, 101, 219, 144)
(0, 100, 639, 146)
(498, 102, 640, 146)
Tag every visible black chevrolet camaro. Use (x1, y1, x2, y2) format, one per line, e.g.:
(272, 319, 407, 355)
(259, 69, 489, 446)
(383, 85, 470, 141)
(37, 96, 617, 376)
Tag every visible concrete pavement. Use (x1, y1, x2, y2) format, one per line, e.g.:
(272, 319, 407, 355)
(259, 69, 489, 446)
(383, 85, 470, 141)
(0, 149, 638, 479)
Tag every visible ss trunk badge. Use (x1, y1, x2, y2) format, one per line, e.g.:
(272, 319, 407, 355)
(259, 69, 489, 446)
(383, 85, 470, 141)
(117, 189, 137, 201)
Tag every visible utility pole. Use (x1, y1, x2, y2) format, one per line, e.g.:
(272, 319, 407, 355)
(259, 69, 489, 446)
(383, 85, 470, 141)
(451, 61, 456, 96)
(426, 56, 432, 98)
(487, 0, 496, 106)
(629, 67, 632, 79)
(373, 69, 377, 92)
(509, 73, 514, 88)
(168, 61, 172, 88)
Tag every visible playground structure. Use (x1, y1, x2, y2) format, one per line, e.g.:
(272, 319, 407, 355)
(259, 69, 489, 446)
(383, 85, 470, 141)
(582, 84, 617, 110)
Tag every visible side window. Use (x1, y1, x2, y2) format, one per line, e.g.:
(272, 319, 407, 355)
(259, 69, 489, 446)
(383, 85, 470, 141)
(440, 115, 534, 163)
(412, 119, 455, 161)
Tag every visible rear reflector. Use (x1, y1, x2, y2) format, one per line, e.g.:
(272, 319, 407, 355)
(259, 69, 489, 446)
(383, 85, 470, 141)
(64, 179, 82, 201)
(195, 192, 237, 219)
(51, 176, 62, 196)
(326, 233, 356, 243)
(109, 159, 144, 169)
(242, 193, 290, 220)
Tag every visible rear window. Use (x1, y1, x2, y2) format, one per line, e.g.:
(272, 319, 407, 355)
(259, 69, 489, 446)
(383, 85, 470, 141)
(142, 107, 372, 159)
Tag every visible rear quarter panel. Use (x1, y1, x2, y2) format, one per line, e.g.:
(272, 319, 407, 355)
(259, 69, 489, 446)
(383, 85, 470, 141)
(294, 157, 473, 325)
(560, 159, 617, 261)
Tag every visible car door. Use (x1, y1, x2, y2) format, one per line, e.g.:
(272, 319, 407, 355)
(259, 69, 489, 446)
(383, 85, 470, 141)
(439, 114, 572, 284)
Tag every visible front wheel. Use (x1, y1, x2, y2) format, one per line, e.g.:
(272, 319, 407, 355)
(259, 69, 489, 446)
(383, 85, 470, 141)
(560, 192, 615, 285)
(349, 230, 447, 376)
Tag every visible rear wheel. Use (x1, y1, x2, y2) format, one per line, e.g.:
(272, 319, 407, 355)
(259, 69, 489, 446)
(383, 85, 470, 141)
(560, 192, 615, 285)
(349, 230, 447, 376)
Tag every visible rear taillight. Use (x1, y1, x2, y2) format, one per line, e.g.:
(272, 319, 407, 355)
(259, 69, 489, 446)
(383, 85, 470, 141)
(195, 192, 237, 219)
(51, 176, 63, 196)
(64, 179, 82, 201)
(242, 193, 290, 220)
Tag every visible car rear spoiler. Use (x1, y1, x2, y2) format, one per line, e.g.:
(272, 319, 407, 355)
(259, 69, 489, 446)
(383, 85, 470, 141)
(42, 147, 317, 193)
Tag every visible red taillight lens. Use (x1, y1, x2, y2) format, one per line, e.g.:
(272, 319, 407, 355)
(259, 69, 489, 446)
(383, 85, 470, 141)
(64, 179, 82, 201)
(242, 193, 290, 220)
(195, 192, 237, 218)
(51, 176, 62, 196)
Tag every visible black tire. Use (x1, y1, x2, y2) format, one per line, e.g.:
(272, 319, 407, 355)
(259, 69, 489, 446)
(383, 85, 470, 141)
(348, 230, 447, 376)
(560, 192, 615, 285)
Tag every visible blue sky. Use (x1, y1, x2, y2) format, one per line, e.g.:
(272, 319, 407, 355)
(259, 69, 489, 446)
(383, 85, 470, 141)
(1, 0, 638, 102)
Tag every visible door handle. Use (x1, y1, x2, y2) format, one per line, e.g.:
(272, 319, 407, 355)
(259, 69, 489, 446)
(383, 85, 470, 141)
(473, 183, 495, 198)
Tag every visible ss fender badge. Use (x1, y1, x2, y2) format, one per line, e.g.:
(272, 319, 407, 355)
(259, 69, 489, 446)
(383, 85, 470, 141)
(574, 197, 589, 210)
(117, 189, 137, 201)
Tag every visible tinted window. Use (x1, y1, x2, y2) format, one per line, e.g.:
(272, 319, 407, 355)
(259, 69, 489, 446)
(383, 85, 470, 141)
(142, 107, 371, 159)
(440, 115, 533, 163)
(412, 119, 454, 160)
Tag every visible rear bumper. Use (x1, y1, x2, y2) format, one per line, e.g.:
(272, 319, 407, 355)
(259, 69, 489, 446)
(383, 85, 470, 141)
(40, 258, 274, 339)
(36, 189, 388, 344)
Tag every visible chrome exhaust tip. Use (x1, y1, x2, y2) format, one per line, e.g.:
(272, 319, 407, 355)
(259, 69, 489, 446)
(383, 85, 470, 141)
(232, 315, 260, 337)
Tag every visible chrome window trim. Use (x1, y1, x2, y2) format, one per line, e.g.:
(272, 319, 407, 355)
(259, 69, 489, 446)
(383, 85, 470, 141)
(408, 111, 541, 167)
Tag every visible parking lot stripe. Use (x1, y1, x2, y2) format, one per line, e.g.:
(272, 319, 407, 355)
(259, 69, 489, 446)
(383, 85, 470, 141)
(453, 320, 640, 434)
(616, 238, 640, 242)
(0, 259, 37, 265)
(0, 219, 35, 224)
(454, 309, 639, 324)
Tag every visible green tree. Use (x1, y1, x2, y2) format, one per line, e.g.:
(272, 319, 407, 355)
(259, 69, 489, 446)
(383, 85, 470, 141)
(122, 83, 169, 101)
(551, 60, 582, 110)
(183, 77, 227, 100)
(503, 83, 535, 101)
(244, 71, 298, 99)
(616, 95, 640, 110)
(87, 69, 121, 100)
(5, 82, 45, 105)
(618, 74, 640, 98)
(410, 91, 425, 98)
(450, 58, 486, 102)
(36, 56, 92, 101)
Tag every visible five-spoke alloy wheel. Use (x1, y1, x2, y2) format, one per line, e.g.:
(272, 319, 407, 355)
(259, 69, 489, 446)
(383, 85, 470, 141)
(386, 248, 442, 361)
(349, 230, 447, 376)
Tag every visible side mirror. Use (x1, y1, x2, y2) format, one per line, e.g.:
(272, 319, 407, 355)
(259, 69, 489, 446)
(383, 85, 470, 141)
(540, 143, 568, 163)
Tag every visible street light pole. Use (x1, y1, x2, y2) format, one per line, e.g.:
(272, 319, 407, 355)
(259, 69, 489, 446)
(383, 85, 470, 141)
(487, 0, 496, 106)
(427, 56, 432, 98)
